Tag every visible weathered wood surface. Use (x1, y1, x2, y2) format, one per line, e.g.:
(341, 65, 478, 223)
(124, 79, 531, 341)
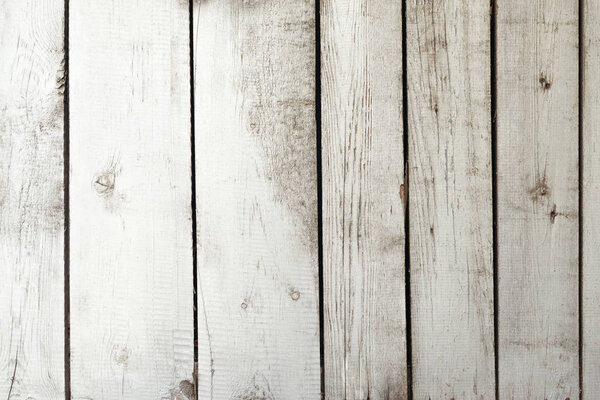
(68, 0, 195, 398)
(320, 0, 407, 399)
(406, 1, 495, 398)
(496, 0, 580, 398)
(193, 0, 321, 398)
(583, 1, 600, 396)
(2, 0, 598, 397)
(0, 0, 65, 398)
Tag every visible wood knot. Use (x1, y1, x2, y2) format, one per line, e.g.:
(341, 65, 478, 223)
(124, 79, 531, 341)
(234, 374, 275, 400)
(529, 178, 550, 202)
(178, 380, 194, 399)
(93, 171, 115, 196)
(550, 204, 558, 223)
(289, 289, 300, 301)
(113, 346, 130, 365)
(539, 73, 552, 91)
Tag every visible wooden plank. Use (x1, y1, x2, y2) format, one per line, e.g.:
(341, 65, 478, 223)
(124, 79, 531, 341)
(583, 0, 599, 396)
(68, 1, 194, 398)
(0, 0, 65, 398)
(320, 0, 407, 398)
(496, 0, 580, 398)
(406, 1, 495, 398)
(193, 1, 320, 398)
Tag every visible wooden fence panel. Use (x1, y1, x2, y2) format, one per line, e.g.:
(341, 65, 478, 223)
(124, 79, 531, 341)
(0, 1, 65, 398)
(3, 0, 599, 397)
(583, 0, 599, 396)
(406, 0, 495, 398)
(69, 1, 195, 398)
(193, 1, 321, 398)
(496, 0, 580, 398)
(321, 0, 407, 399)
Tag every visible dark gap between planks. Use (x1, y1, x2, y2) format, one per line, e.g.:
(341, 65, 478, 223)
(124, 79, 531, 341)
(63, 0, 71, 398)
(490, 0, 499, 399)
(188, 0, 200, 397)
(314, 0, 326, 397)
(578, 0, 584, 396)
(401, 0, 413, 398)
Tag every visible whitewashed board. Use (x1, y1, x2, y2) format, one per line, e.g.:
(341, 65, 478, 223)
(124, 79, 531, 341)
(496, 0, 580, 398)
(320, 0, 408, 398)
(68, 0, 195, 398)
(406, 0, 495, 398)
(0, 0, 65, 398)
(583, 0, 600, 396)
(193, 0, 321, 398)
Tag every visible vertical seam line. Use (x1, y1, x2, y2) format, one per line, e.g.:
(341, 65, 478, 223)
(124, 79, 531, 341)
(402, 0, 413, 398)
(188, 1, 199, 398)
(315, 0, 325, 397)
(63, 0, 71, 397)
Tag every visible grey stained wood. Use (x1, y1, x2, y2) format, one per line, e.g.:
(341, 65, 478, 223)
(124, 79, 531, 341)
(406, 0, 495, 398)
(68, 0, 195, 398)
(193, 0, 321, 398)
(496, 0, 580, 398)
(583, 0, 600, 396)
(321, 0, 407, 399)
(0, 0, 65, 398)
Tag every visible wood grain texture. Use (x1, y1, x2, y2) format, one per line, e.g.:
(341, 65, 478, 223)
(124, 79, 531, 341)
(496, 0, 580, 398)
(68, 0, 195, 398)
(0, 0, 65, 398)
(320, 0, 407, 399)
(406, 1, 495, 398)
(583, 0, 599, 396)
(0, 0, 65, 399)
(193, 1, 320, 398)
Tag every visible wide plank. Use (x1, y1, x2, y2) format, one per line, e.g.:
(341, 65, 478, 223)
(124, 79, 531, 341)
(583, 0, 599, 396)
(0, 1, 65, 398)
(193, 1, 320, 398)
(496, 0, 580, 398)
(68, 0, 195, 398)
(406, 0, 495, 398)
(320, 0, 407, 398)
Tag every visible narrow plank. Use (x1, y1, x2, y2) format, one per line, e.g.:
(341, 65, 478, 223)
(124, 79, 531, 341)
(320, 0, 407, 398)
(0, 1, 65, 398)
(193, 1, 320, 398)
(496, 0, 580, 398)
(406, 1, 495, 398)
(0, 1, 66, 398)
(583, 0, 600, 395)
(68, 0, 194, 398)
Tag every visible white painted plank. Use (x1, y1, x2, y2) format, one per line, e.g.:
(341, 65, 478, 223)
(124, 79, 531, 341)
(68, 1, 195, 398)
(193, 1, 320, 398)
(496, 0, 580, 398)
(0, 0, 65, 398)
(583, 0, 600, 396)
(320, 0, 407, 398)
(406, 1, 495, 398)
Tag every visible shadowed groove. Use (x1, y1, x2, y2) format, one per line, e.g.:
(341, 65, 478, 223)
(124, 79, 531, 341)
(315, 0, 326, 397)
(63, 0, 71, 397)
(401, 0, 413, 398)
(188, 0, 199, 397)
(490, 0, 499, 398)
